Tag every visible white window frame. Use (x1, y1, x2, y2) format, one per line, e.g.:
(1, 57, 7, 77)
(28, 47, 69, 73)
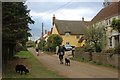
(106, 18, 111, 26)
(66, 42, 70, 45)
(65, 32, 70, 37)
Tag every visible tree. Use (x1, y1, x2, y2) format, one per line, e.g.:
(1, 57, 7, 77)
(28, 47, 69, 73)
(2, 2, 34, 62)
(84, 25, 105, 52)
(47, 34, 63, 51)
(38, 39, 46, 51)
(110, 18, 120, 33)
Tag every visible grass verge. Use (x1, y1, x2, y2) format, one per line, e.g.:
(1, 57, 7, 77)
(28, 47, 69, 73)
(2, 51, 64, 79)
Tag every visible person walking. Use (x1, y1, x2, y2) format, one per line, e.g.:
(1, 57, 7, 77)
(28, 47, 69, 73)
(35, 48, 39, 56)
(58, 45, 65, 64)
(72, 46, 75, 57)
(55, 45, 59, 55)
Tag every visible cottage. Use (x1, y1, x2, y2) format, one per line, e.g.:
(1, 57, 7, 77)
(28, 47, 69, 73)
(51, 15, 89, 47)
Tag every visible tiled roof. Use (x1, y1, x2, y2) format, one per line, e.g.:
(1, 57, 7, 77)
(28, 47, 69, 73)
(91, 2, 120, 24)
(55, 19, 89, 35)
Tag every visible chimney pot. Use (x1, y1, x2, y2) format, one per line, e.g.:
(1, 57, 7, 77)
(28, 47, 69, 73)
(82, 17, 84, 21)
(53, 14, 55, 25)
(45, 30, 47, 34)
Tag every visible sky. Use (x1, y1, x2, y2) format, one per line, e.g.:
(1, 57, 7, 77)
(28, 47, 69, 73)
(25, 0, 105, 41)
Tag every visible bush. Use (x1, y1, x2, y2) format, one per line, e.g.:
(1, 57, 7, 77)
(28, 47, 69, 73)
(84, 45, 94, 52)
(113, 44, 120, 54)
(103, 48, 114, 53)
(38, 39, 46, 51)
(95, 44, 102, 52)
(26, 40, 35, 48)
(15, 43, 27, 52)
(47, 34, 63, 51)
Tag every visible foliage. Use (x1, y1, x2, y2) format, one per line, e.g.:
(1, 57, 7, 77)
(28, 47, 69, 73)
(84, 25, 105, 52)
(110, 18, 120, 54)
(47, 34, 63, 51)
(38, 39, 46, 51)
(102, 48, 114, 53)
(2, 2, 34, 62)
(110, 18, 120, 33)
(26, 40, 35, 48)
(113, 43, 120, 54)
(15, 51, 32, 59)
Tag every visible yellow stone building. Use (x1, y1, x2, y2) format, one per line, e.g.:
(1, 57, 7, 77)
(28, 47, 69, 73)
(51, 15, 89, 47)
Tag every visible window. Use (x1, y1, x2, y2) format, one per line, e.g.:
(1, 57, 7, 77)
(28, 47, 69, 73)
(109, 37, 112, 47)
(76, 35, 80, 39)
(106, 18, 111, 26)
(66, 42, 70, 45)
(65, 32, 70, 37)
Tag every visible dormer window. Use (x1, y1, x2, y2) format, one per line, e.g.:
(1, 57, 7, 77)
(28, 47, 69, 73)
(65, 32, 70, 37)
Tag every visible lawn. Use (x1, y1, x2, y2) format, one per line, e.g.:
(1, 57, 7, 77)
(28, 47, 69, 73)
(2, 51, 64, 80)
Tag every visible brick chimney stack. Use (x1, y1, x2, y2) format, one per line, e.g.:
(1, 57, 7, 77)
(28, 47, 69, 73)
(45, 30, 47, 34)
(112, 0, 119, 2)
(82, 17, 84, 21)
(52, 14, 55, 25)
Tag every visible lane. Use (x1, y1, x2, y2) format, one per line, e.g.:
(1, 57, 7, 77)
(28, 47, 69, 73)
(28, 48, 118, 78)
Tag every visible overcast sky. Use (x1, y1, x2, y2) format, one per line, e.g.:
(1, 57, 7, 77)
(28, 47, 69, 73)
(25, 0, 105, 41)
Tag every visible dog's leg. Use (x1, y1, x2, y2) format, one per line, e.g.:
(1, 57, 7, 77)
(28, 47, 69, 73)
(67, 63, 68, 66)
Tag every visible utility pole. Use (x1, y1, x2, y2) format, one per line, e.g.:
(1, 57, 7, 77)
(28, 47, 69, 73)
(41, 22, 44, 51)
(42, 22, 44, 38)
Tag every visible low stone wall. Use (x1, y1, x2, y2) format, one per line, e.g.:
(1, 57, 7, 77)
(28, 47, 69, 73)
(75, 51, 119, 67)
(75, 51, 90, 61)
(92, 53, 119, 67)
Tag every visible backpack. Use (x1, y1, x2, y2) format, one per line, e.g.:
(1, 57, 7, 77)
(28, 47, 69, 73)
(59, 52, 64, 55)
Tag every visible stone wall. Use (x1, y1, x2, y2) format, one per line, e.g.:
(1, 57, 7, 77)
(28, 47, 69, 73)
(76, 51, 119, 67)
(92, 53, 119, 67)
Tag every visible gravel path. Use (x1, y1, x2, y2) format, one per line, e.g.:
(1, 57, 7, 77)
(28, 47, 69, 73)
(28, 48, 118, 78)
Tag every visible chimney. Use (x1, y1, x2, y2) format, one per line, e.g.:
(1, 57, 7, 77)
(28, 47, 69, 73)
(52, 14, 55, 25)
(112, 0, 119, 2)
(45, 30, 47, 34)
(82, 17, 84, 21)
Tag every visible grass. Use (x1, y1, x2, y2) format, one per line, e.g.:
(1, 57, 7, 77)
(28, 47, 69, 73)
(2, 51, 64, 79)
(15, 51, 32, 59)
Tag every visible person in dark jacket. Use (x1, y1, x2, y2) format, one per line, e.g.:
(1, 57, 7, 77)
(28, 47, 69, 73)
(72, 46, 75, 57)
(35, 48, 39, 56)
(58, 45, 65, 64)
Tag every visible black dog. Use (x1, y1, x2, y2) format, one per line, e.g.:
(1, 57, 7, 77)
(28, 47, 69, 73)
(65, 58, 70, 66)
(15, 65, 29, 75)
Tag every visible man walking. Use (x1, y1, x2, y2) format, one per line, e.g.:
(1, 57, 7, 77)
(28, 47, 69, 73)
(58, 45, 65, 64)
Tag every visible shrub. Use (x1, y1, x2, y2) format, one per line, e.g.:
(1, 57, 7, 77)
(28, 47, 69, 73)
(15, 43, 27, 52)
(95, 44, 102, 52)
(47, 34, 63, 51)
(38, 39, 46, 51)
(26, 40, 35, 48)
(113, 44, 120, 54)
(103, 48, 114, 53)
